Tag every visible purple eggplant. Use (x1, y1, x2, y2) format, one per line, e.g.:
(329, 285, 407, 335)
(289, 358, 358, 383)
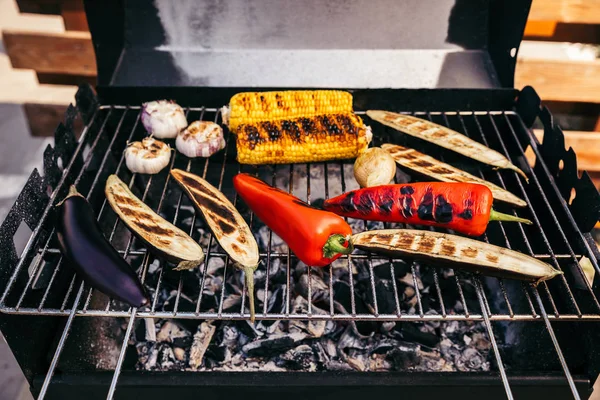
(56, 186, 149, 307)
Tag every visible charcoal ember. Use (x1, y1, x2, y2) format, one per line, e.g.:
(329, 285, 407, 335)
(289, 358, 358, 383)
(387, 343, 422, 370)
(156, 321, 191, 345)
(162, 289, 198, 313)
(296, 272, 329, 304)
(206, 257, 225, 275)
(361, 278, 398, 315)
(370, 353, 393, 371)
(289, 296, 332, 338)
(470, 332, 491, 351)
(253, 257, 284, 285)
(396, 323, 439, 348)
(373, 261, 410, 280)
(242, 332, 307, 357)
(343, 350, 368, 371)
(189, 322, 216, 369)
(254, 286, 286, 333)
(455, 347, 489, 371)
(324, 360, 355, 371)
(206, 344, 229, 362)
(257, 226, 287, 253)
(417, 349, 452, 371)
(333, 281, 377, 335)
(278, 344, 318, 371)
(174, 347, 186, 362)
(136, 342, 158, 370)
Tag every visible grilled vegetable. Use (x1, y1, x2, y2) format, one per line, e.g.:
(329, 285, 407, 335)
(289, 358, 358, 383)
(141, 100, 188, 139)
(353, 147, 397, 187)
(221, 90, 353, 131)
(176, 121, 226, 158)
(105, 175, 204, 271)
(233, 173, 353, 267)
(170, 169, 260, 322)
(125, 137, 171, 174)
(323, 182, 532, 236)
(234, 113, 372, 164)
(367, 111, 529, 182)
(353, 229, 562, 284)
(56, 186, 149, 307)
(382, 143, 527, 207)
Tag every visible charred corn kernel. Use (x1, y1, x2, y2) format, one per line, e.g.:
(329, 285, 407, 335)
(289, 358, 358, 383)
(224, 90, 353, 131)
(235, 113, 372, 165)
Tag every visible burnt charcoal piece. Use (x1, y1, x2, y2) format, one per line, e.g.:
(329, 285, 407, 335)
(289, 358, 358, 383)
(278, 344, 318, 370)
(373, 261, 410, 280)
(333, 281, 378, 335)
(362, 278, 398, 315)
(387, 343, 422, 370)
(242, 335, 301, 357)
(397, 322, 440, 348)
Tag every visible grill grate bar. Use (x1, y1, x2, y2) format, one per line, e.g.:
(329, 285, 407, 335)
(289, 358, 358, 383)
(261, 168, 278, 317)
(469, 111, 582, 398)
(501, 112, 600, 313)
(473, 112, 583, 315)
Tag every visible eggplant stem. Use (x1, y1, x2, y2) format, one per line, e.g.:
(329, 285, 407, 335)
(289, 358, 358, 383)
(173, 257, 205, 271)
(244, 265, 256, 323)
(510, 165, 529, 183)
(232, 262, 258, 323)
(489, 209, 532, 225)
(322, 234, 354, 259)
(57, 185, 83, 207)
(534, 268, 564, 286)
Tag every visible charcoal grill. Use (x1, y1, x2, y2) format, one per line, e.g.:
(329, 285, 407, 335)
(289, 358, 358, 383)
(2, 0, 600, 399)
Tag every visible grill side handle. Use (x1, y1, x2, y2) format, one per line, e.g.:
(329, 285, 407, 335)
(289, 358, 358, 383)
(516, 86, 600, 235)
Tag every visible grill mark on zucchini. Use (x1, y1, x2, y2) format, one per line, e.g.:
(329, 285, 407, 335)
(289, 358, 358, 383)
(369, 111, 529, 182)
(381, 143, 527, 208)
(352, 229, 563, 285)
(105, 175, 205, 271)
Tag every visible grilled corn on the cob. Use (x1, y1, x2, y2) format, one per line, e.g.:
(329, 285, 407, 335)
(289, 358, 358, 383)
(235, 113, 372, 165)
(222, 90, 353, 131)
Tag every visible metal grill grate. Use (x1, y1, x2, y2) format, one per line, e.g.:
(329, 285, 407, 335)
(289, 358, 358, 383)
(1, 100, 598, 400)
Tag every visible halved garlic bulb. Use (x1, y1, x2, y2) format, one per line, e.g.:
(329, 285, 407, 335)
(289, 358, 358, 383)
(176, 121, 226, 158)
(141, 100, 188, 139)
(125, 137, 171, 174)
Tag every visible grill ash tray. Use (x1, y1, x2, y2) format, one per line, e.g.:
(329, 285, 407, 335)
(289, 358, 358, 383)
(1, 86, 599, 400)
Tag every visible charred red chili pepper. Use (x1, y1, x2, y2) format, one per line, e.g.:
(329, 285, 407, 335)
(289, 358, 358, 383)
(233, 173, 353, 267)
(323, 182, 532, 236)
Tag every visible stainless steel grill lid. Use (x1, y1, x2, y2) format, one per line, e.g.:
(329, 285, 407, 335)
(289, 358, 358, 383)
(85, 0, 529, 88)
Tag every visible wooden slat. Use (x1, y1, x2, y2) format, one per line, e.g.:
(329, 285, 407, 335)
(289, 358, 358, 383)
(23, 103, 83, 137)
(2, 30, 96, 76)
(527, 130, 600, 172)
(524, 21, 557, 37)
(15, 0, 60, 15)
(515, 58, 600, 103)
(529, 0, 600, 24)
(61, 0, 88, 31)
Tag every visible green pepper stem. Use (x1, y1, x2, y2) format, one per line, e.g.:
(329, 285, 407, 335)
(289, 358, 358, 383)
(322, 234, 354, 259)
(489, 209, 533, 225)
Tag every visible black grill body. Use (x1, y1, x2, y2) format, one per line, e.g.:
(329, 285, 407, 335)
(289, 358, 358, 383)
(1, 1, 600, 399)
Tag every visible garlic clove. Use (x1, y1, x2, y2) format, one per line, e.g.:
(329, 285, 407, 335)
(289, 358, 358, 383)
(176, 121, 226, 158)
(141, 100, 188, 139)
(353, 147, 397, 188)
(125, 137, 171, 174)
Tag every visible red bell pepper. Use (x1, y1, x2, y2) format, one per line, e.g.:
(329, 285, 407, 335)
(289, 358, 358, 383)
(323, 182, 531, 236)
(233, 173, 353, 266)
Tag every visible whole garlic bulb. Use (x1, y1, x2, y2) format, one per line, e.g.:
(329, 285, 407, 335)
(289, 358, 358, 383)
(125, 137, 171, 174)
(353, 147, 397, 187)
(176, 121, 226, 158)
(141, 100, 188, 139)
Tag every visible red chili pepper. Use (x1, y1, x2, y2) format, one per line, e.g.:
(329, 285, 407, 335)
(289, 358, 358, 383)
(323, 182, 531, 236)
(233, 173, 353, 267)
